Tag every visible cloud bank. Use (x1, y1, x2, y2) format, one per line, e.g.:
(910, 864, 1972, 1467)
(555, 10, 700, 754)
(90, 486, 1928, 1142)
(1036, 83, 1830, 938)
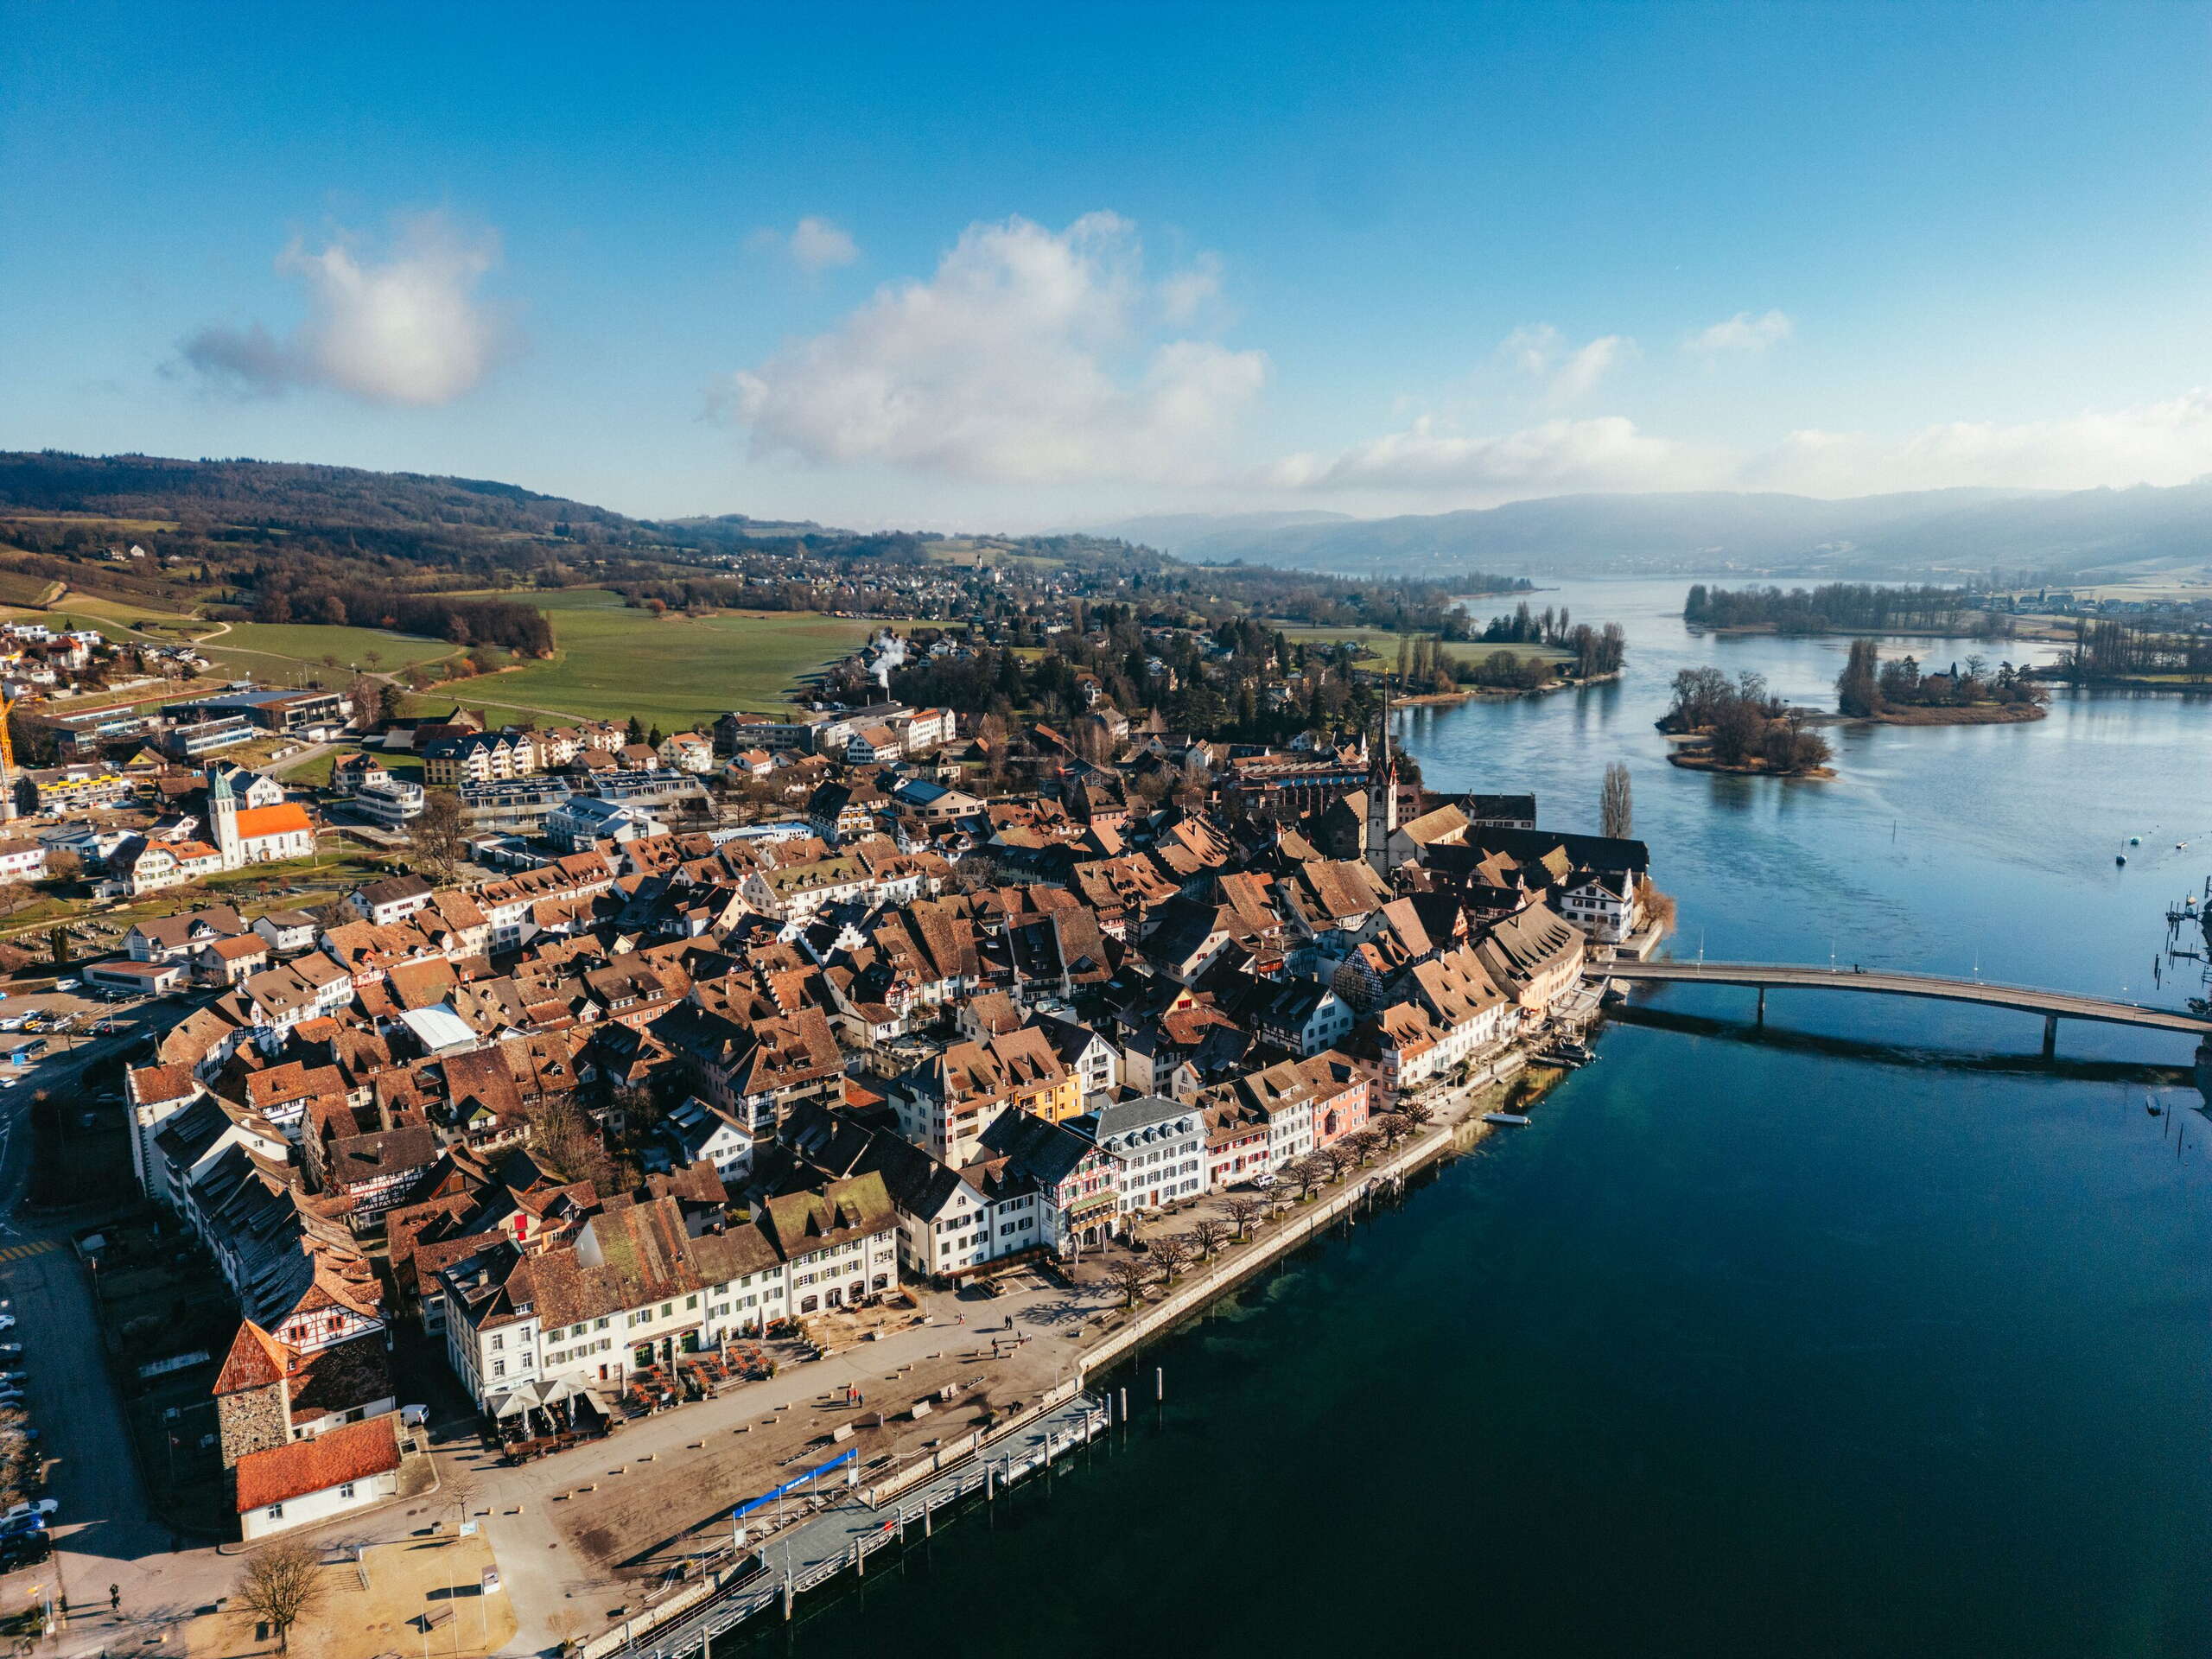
(1272, 390, 2212, 503)
(181, 213, 509, 406)
(721, 213, 1266, 483)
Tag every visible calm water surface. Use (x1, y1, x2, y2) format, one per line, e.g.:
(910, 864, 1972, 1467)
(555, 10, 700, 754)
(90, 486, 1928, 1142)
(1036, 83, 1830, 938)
(746, 579, 2212, 1658)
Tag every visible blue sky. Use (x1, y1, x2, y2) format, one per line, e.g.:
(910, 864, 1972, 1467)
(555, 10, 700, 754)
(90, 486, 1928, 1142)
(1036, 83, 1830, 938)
(5, 1, 2210, 528)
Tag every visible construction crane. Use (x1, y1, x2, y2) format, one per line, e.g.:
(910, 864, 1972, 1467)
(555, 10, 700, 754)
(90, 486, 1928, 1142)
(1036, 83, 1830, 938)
(0, 687, 16, 823)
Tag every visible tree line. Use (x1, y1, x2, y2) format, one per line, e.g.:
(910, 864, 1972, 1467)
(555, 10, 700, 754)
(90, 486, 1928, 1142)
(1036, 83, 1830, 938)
(1834, 639, 2047, 714)
(1685, 582, 1993, 634)
(2053, 618, 2212, 683)
(236, 573, 555, 655)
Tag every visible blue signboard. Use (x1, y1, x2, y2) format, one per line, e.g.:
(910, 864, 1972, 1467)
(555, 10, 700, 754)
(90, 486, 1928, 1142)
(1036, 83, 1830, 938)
(730, 1447, 856, 1521)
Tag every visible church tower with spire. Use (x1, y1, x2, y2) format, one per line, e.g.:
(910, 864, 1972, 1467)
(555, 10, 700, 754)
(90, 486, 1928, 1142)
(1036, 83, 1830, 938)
(1363, 688, 1398, 877)
(207, 763, 241, 868)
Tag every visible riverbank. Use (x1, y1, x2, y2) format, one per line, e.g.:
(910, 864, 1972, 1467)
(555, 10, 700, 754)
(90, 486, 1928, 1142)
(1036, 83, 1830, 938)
(2031, 673, 2212, 695)
(1667, 746, 1834, 780)
(1848, 702, 2048, 727)
(1400, 669, 1623, 708)
(587, 1029, 1586, 1657)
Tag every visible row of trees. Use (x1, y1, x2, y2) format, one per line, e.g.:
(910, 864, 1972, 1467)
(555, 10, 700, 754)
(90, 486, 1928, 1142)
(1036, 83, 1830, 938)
(1685, 582, 1995, 634)
(1100, 1109, 1434, 1306)
(2055, 618, 2212, 683)
(238, 573, 556, 655)
(1835, 639, 2048, 715)
(1664, 667, 1833, 773)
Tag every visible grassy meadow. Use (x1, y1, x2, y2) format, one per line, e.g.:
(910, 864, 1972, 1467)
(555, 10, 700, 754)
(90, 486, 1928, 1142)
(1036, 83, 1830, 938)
(428, 592, 878, 727)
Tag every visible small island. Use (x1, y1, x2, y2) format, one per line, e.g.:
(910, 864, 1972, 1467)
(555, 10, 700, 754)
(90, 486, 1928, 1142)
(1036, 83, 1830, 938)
(1834, 639, 2049, 726)
(1658, 667, 1835, 778)
(1684, 581, 2006, 639)
(1383, 602, 1627, 704)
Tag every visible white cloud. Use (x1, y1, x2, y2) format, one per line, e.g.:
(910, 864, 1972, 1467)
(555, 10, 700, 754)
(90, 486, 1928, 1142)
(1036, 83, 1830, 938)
(1547, 335, 1631, 406)
(181, 213, 508, 406)
(1493, 323, 1633, 405)
(723, 212, 1267, 483)
(1686, 308, 1793, 356)
(1271, 390, 2212, 504)
(751, 217, 860, 272)
(1157, 252, 1224, 325)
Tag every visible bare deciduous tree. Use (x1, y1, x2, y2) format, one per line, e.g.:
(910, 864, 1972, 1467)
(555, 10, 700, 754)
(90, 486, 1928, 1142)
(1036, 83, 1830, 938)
(1103, 1257, 1151, 1308)
(408, 791, 467, 880)
(1224, 1196, 1265, 1241)
(1286, 1154, 1330, 1201)
(1601, 761, 1633, 839)
(526, 1096, 609, 1188)
(1395, 1097, 1436, 1130)
(1344, 1128, 1382, 1166)
(1187, 1218, 1229, 1261)
(1318, 1145, 1357, 1183)
(1148, 1234, 1193, 1284)
(236, 1538, 327, 1653)
(1371, 1112, 1411, 1149)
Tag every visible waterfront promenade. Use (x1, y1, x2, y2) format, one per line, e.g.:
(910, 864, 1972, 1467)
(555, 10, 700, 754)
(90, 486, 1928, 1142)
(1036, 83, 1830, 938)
(584, 1046, 1540, 1657)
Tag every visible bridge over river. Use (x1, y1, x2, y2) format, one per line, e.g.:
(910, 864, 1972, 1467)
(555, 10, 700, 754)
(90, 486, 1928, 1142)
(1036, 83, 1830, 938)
(1605, 960, 2212, 1056)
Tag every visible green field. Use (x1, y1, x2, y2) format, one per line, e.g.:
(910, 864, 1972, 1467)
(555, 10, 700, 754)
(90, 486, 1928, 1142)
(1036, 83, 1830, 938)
(430, 593, 879, 727)
(0, 584, 879, 728)
(0, 570, 61, 608)
(198, 620, 457, 680)
(1278, 625, 1568, 667)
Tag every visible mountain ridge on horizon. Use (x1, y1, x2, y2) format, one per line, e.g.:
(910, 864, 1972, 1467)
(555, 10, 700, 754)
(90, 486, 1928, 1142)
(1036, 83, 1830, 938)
(1087, 480, 2212, 582)
(6, 450, 2208, 587)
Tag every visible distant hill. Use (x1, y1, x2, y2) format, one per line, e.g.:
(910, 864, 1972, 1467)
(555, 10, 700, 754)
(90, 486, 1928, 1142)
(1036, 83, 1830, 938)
(1090, 484, 2212, 582)
(1084, 510, 1357, 562)
(0, 450, 656, 538)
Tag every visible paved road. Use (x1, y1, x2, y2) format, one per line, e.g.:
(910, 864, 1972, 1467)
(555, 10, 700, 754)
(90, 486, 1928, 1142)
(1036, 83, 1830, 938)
(0, 1003, 243, 1653)
(1610, 959, 2212, 1036)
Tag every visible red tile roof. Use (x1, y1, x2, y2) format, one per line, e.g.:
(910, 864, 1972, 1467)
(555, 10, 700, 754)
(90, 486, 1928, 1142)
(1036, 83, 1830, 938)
(233, 803, 314, 840)
(233, 1414, 401, 1513)
(213, 1320, 298, 1395)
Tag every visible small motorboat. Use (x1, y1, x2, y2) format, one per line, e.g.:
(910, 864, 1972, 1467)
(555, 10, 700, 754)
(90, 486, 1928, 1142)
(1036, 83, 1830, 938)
(1549, 1040, 1597, 1065)
(1482, 1112, 1532, 1127)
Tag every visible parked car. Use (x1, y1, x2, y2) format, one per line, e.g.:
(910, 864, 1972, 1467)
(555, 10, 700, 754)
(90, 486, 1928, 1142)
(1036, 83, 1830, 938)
(51, 980, 77, 993)
(1, 1502, 54, 1525)
(0, 1345, 23, 1360)
(0, 1529, 51, 1568)
(0, 1317, 19, 1332)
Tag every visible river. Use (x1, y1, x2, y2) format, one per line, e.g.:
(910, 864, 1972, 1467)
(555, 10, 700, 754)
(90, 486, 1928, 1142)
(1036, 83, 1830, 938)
(741, 578, 2212, 1657)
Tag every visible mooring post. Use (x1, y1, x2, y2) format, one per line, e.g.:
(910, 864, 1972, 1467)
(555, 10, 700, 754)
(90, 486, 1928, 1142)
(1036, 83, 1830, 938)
(1755, 987, 1766, 1027)
(2043, 1013, 2058, 1058)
